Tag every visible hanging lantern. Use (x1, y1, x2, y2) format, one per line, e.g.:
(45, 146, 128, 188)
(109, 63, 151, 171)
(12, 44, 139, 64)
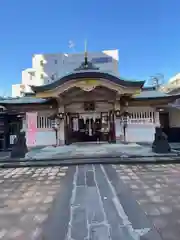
(115, 110, 121, 118)
(57, 112, 65, 120)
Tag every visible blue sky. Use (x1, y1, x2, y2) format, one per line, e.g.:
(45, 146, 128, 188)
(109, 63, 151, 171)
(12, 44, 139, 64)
(0, 0, 180, 95)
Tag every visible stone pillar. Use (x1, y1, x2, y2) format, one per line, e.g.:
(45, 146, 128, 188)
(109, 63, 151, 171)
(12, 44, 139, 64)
(109, 111, 116, 143)
(58, 105, 65, 145)
(64, 113, 70, 145)
(112, 111, 116, 143)
(58, 120, 65, 145)
(114, 98, 121, 141)
(155, 111, 161, 127)
(21, 115, 26, 132)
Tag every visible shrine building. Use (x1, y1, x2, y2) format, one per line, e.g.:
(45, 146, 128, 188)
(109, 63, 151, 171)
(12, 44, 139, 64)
(0, 55, 180, 150)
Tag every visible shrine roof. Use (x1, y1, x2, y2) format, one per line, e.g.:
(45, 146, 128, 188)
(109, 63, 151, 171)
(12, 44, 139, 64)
(30, 71, 145, 93)
(0, 97, 49, 104)
(132, 89, 180, 100)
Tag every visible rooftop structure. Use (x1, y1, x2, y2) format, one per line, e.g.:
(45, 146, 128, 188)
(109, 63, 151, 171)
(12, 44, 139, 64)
(160, 73, 180, 94)
(12, 49, 119, 97)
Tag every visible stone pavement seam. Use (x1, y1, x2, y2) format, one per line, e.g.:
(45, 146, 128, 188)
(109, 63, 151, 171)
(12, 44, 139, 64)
(66, 165, 112, 240)
(66, 165, 79, 240)
(100, 164, 151, 240)
(116, 165, 165, 239)
(92, 165, 111, 239)
(40, 166, 76, 240)
(106, 165, 163, 240)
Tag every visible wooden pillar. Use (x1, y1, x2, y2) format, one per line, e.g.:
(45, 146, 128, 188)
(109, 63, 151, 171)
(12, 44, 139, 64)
(0, 113, 7, 151)
(64, 113, 70, 145)
(109, 110, 116, 143)
(111, 111, 116, 143)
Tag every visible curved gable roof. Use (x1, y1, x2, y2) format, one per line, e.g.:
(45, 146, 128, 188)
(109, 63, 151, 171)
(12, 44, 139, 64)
(30, 71, 145, 93)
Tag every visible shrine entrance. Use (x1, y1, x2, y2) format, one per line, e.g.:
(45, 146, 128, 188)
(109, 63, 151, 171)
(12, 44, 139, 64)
(64, 111, 116, 144)
(59, 84, 120, 145)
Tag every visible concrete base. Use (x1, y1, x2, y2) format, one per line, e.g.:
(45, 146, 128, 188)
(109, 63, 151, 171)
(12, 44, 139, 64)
(25, 142, 179, 160)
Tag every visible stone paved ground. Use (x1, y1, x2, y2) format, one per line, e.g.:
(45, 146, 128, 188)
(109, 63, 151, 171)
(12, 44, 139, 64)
(0, 163, 180, 240)
(0, 166, 69, 240)
(44, 164, 161, 240)
(113, 163, 180, 240)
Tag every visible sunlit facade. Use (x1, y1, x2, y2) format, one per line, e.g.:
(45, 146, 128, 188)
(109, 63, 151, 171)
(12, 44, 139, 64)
(2, 53, 180, 150)
(12, 49, 119, 97)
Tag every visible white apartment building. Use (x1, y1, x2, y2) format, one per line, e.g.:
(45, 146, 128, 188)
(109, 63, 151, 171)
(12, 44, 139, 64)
(12, 49, 119, 97)
(160, 73, 180, 93)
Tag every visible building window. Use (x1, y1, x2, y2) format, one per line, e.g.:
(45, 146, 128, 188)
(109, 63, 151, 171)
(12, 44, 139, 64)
(54, 59, 58, 64)
(40, 74, 43, 79)
(84, 102, 95, 111)
(51, 74, 55, 81)
(37, 116, 52, 129)
(91, 57, 112, 64)
(40, 60, 44, 67)
(29, 72, 35, 80)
